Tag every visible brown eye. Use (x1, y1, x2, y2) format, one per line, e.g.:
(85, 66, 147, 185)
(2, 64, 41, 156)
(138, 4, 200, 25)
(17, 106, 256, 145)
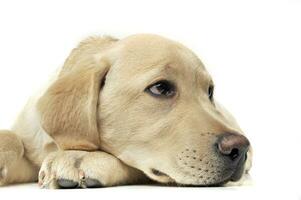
(208, 85, 214, 101)
(145, 80, 176, 98)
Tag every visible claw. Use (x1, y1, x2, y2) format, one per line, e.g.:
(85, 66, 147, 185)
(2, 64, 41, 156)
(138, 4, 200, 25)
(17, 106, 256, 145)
(38, 171, 45, 186)
(79, 170, 85, 180)
(78, 170, 86, 188)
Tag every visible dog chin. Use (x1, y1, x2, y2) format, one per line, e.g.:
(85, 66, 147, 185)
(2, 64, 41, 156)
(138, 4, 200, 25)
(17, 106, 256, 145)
(174, 173, 251, 187)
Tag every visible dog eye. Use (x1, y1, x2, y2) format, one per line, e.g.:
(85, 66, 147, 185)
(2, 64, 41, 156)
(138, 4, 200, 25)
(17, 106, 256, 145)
(145, 80, 176, 98)
(208, 85, 214, 101)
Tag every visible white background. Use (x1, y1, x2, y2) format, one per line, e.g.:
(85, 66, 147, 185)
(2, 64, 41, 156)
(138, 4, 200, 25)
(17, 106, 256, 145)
(0, 0, 300, 199)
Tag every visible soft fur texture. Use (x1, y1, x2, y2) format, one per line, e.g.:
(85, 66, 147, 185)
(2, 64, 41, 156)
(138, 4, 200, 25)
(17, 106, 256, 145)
(0, 34, 252, 188)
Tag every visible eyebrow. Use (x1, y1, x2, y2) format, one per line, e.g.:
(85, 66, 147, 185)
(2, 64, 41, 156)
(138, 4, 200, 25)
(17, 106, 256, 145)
(144, 65, 173, 81)
(141, 61, 174, 75)
(192, 67, 212, 86)
(130, 64, 170, 89)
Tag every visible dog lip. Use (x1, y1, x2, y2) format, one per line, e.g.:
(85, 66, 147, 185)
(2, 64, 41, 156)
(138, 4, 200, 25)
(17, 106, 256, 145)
(151, 168, 169, 177)
(151, 154, 246, 186)
(176, 162, 246, 186)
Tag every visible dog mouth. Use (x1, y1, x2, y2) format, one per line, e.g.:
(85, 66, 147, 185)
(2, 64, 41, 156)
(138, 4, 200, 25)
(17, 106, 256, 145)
(151, 168, 170, 177)
(151, 168, 245, 186)
(150, 159, 246, 186)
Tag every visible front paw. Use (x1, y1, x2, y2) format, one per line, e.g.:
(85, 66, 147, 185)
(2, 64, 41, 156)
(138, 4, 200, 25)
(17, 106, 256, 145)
(38, 150, 139, 189)
(39, 151, 105, 189)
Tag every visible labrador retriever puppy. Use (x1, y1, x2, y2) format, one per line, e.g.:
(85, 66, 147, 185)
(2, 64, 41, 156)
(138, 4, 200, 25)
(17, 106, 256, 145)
(0, 34, 252, 188)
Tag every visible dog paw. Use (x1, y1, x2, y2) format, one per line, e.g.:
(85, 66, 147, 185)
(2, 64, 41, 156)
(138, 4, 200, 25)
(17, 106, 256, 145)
(38, 150, 130, 189)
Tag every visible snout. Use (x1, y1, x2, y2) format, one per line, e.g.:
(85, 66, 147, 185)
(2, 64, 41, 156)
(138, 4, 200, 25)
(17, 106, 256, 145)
(149, 132, 251, 186)
(215, 133, 250, 181)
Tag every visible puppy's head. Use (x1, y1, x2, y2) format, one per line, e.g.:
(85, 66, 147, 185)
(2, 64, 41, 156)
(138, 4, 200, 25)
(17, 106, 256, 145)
(38, 34, 252, 186)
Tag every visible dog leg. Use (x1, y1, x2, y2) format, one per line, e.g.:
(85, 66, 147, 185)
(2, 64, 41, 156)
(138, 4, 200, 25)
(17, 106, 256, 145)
(38, 150, 148, 189)
(0, 130, 38, 186)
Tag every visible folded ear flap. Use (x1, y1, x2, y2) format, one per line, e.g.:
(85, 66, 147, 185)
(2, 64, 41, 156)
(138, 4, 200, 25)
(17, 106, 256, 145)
(37, 62, 109, 150)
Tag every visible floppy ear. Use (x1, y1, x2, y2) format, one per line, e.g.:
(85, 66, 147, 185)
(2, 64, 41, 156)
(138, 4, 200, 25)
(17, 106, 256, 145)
(37, 62, 109, 150)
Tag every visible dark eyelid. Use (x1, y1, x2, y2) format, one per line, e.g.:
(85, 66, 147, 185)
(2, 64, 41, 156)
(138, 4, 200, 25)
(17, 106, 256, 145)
(148, 79, 176, 88)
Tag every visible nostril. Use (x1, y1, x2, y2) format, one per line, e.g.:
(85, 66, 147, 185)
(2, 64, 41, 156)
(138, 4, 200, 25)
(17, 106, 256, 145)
(228, 148, 239, 161)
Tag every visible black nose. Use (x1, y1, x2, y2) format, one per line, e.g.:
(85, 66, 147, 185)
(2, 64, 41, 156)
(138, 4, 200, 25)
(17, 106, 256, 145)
(216, 133, 250, 162)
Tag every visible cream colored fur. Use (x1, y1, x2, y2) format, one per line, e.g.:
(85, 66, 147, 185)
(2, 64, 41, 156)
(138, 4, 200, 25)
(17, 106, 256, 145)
(0, 34, 252, 188)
